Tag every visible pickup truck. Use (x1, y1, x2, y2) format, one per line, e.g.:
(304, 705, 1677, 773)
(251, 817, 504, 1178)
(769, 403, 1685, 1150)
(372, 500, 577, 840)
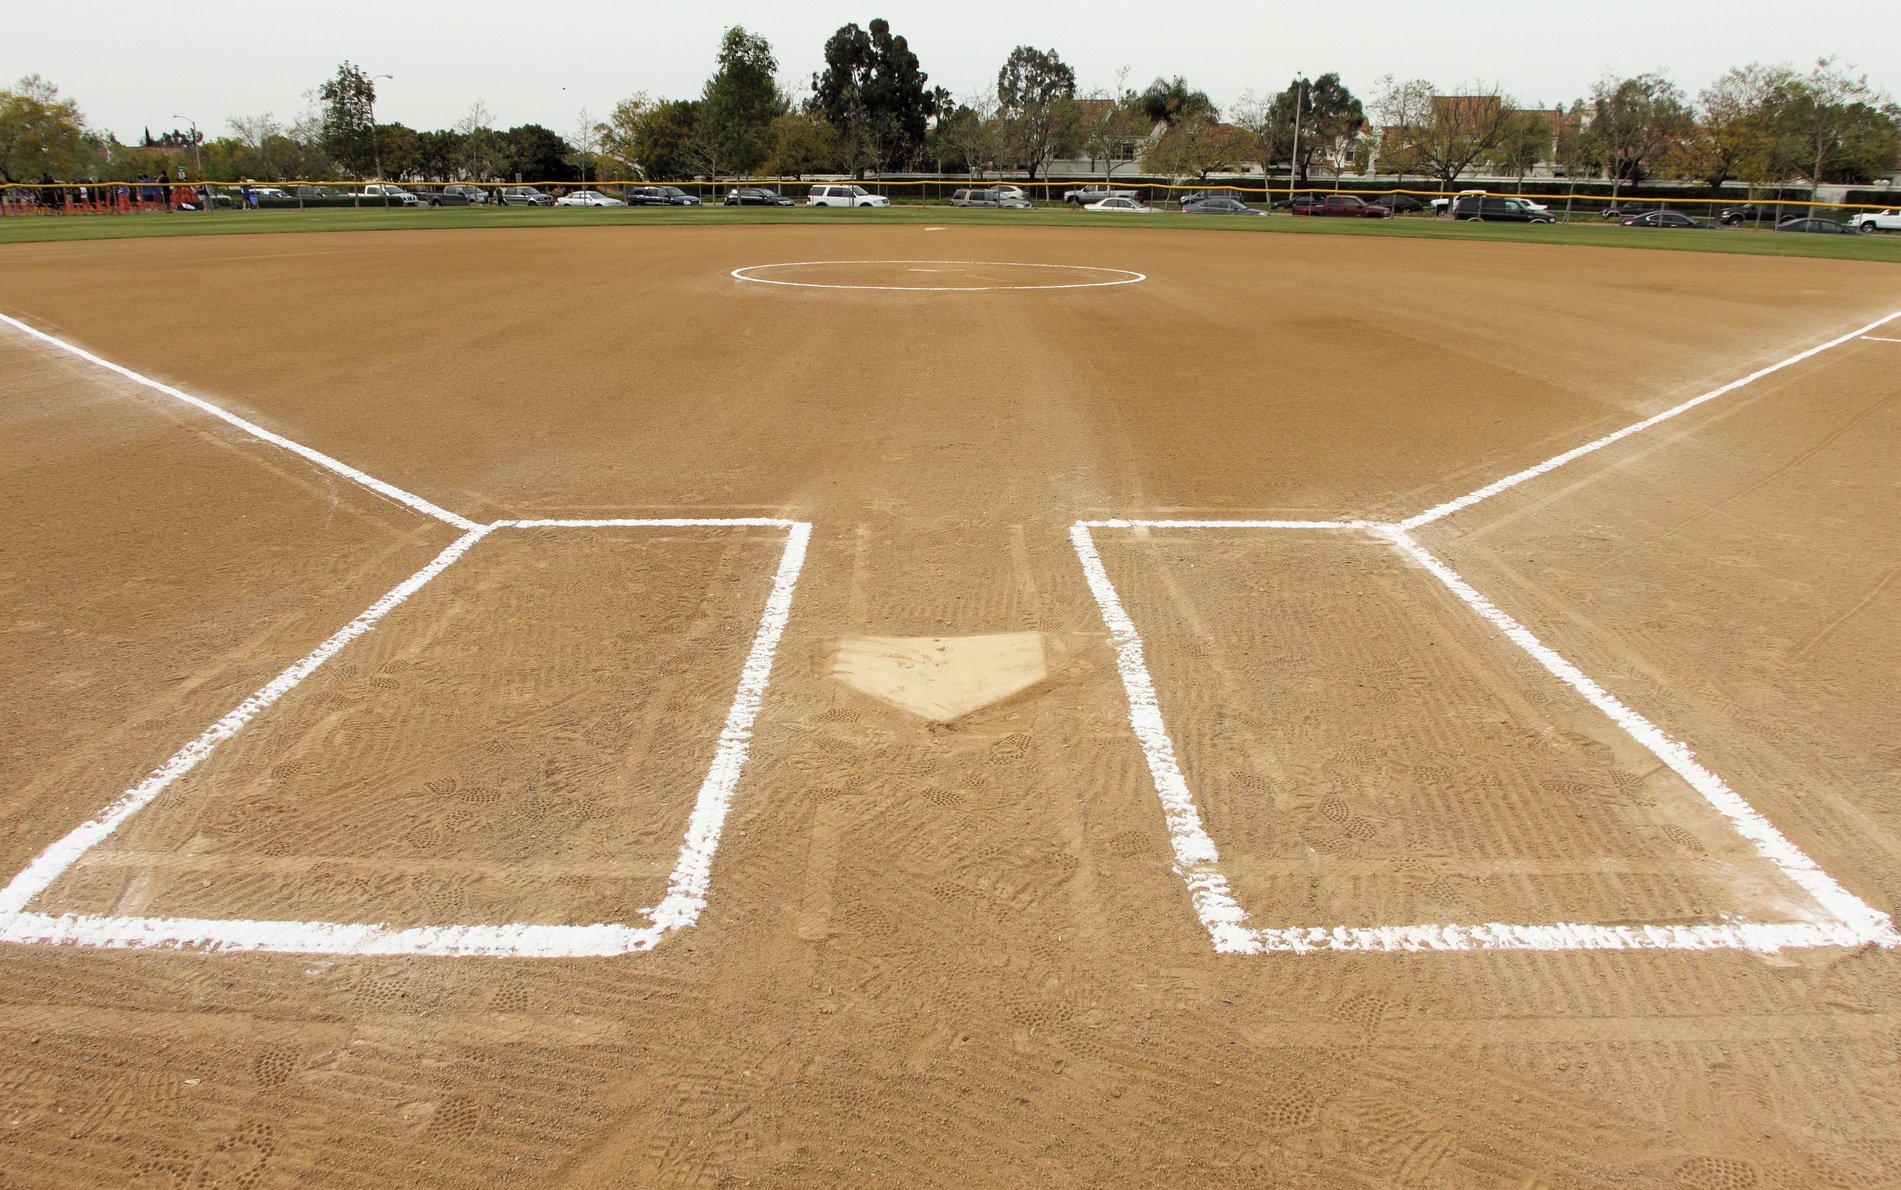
(1064, 184, 1138, 206)
(1290, 194, 1390, 218)
(347, 183, 422, 206)
(1851, 209, 1901, 233)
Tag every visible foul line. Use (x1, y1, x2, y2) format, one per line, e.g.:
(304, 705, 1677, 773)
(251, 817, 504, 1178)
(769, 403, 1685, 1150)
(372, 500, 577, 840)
(1401, 308, 1901, 530)
(0, 519, 812, 957)
(0, 312, 480, 532)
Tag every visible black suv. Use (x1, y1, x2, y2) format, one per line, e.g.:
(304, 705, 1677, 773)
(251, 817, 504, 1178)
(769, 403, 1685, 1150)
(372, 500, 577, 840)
(1720, 202, 1801, 226)
(1452, 195, 1554, 223)
(725, 187, 794, 206)
(628, 186, 701, 207)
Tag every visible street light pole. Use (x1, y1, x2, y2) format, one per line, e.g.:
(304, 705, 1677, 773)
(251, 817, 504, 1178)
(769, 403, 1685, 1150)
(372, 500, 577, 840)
(1288, 76, 1306, 205)
(171, 115, 204, 212)
(370, 73, 393, 195)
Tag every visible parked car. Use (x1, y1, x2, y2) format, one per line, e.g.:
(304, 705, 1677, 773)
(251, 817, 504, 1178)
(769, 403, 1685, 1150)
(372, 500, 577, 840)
(1452, 195, 1553, 223)
(1065, 184, 1139, 206)
(1292, 194, 1391, 218)
(556, 190, 626, 207)
(725, 187, 794, 206)
(990, 185, 1029, 202)
(428, 184, 489, 207)
(349, 183, 422, 206)
(1182, 197, 1265, 216)
(1083, 196, 1153, 213)
(290, 185, 339, 199)
(1774, 217, 1858, 235)
(1177, 189, 1247, 209)
(1621, 209, 1712, 228)
(654, 186, 701, 206)
(1720, 202, 1802, 226)
(808, 184, 890, 208)
(1601, 200, 1662, 219)
(246, 186, 288, 201)
(497, 186, 555, 207)
(1851, 209, 1901, 233)
(948, 187, 1032, 209)
(1370, 193, 1426, 213)
(1429, 190, 1486, 215)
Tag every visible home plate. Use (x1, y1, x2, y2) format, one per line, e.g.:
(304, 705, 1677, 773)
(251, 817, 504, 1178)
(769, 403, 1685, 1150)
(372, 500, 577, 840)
(831, 633, 1048, 722)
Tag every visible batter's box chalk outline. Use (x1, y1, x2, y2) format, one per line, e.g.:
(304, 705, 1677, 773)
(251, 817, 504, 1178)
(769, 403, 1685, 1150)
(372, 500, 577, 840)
(1073, 519, 1897, 955)
(0, 518, 811, 957)
(1073, 306, 1901, 955)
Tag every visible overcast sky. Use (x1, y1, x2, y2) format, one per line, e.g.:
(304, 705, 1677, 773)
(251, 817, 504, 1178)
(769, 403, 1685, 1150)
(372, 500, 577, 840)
(9, 1, 1899, 143)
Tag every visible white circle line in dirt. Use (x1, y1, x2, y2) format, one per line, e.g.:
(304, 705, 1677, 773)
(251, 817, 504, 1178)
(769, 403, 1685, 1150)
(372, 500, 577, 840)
(730, 260, 1146, 292)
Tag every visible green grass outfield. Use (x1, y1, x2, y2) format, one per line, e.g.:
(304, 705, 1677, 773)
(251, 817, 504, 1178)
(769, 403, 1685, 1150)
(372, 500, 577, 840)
(3, 203, 1898, 263)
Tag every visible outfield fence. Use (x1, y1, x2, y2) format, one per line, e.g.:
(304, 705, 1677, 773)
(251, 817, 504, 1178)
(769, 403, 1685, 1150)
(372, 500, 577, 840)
(4, 178, 1895, 226)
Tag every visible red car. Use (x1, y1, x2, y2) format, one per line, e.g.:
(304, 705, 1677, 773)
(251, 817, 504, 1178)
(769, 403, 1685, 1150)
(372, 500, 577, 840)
(1291, 195, 1391, 218)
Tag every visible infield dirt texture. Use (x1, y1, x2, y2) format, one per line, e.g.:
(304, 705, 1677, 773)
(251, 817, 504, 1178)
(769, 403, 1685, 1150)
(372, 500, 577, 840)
(2, 223, 1900, 1184)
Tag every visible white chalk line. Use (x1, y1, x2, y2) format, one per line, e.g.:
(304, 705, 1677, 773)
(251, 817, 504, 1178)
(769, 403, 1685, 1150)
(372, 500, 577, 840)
(1401, 308, 1901, 530)
(1072, 520, 1898, 955)
(731, 260, 1146, 292)
(1082, 518, 1371, 531)
(1862, 336, 1901, 343)
(0, 312, 480, 532)
(0, 519, 812, 958)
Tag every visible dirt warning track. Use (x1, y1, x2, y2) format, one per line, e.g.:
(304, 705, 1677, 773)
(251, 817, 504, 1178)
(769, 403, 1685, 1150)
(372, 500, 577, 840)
(1, 225, 1899, 1184)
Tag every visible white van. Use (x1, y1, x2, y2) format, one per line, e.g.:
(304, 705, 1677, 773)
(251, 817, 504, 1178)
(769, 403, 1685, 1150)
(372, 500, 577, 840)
(808, 184, 890, 208)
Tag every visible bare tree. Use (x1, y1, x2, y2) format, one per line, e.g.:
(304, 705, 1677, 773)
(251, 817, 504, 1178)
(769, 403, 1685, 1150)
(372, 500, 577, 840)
(1372, 76, 1516, 192)
(1230, 91, 1285, 184)
(1077, 70, 1143, 183)
(942, 91, 1000, 179)
(454, 100, 499, 181)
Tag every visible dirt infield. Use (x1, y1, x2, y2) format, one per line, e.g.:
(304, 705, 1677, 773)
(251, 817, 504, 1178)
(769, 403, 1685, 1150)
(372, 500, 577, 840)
(2, 225, 1899, 1183)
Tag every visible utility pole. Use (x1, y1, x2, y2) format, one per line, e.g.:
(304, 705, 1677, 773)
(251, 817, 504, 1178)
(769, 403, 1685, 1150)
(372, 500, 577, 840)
(370, 73, 394, 201)
(172, 115, 205, 211)
(1288, 76, 1308, 202)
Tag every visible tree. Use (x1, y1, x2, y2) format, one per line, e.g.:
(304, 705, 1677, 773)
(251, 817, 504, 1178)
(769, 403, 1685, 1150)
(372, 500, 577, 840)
(374, 123, 422, 181)
(416, 129, 463, 181)
(1143, 114, 1247, 183)
(1486, 108, 1554, 190)
(1772, 59, 1901, 187)
(699, 26, 786, 177)
(499, 124, 575, 183)
(1676, 64, 1792, 191)
(1077, 73, 1144, 182)
(318, 62, 379, 178)
(812, 19, 935, 173)
(1271, 73, 1364, 183)
(0, 75, 89, 182)
(599, 96, 699, 181)
(453, 100, 500, 181)
(1138, 76, 1214, 129)
(1230, 91, 1287, 184)
(996, 46, 1078, 181)
(764, 110, 839, 178)
(568, 109, 600, 184)
(1372, 77, 1516, 191)
(1584, 72, 1692, 199)
(931, 91, 1003, 175)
